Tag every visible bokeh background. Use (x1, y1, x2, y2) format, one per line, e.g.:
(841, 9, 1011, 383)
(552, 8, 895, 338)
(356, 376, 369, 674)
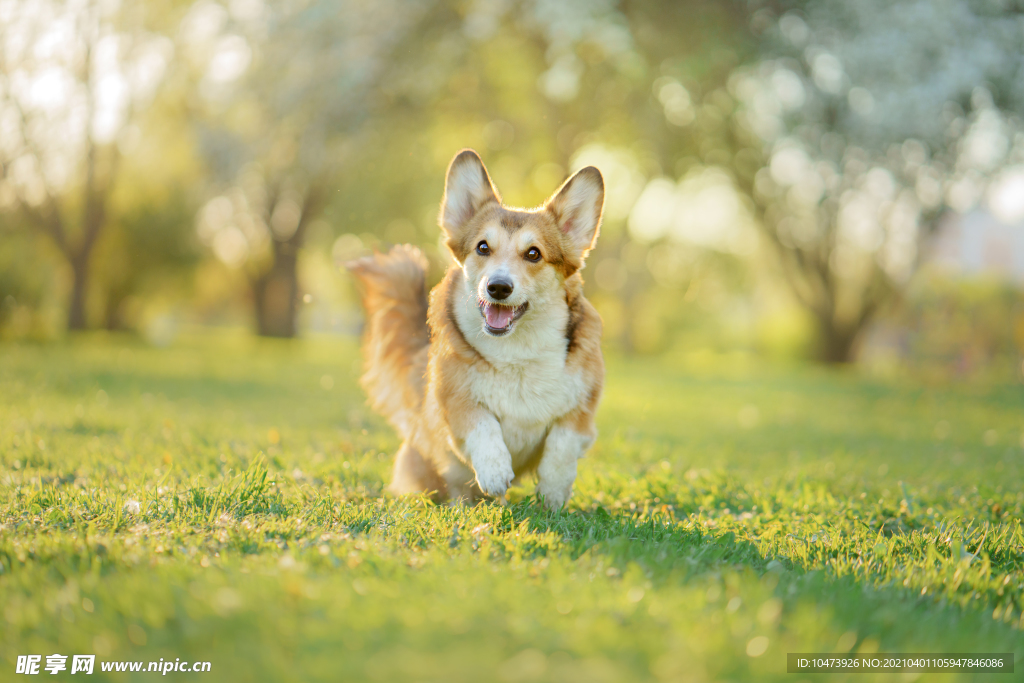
(3, 0, 1024, 378)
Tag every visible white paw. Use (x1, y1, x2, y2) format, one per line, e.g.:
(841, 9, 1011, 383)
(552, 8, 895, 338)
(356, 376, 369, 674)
(472, 447, 514, 498)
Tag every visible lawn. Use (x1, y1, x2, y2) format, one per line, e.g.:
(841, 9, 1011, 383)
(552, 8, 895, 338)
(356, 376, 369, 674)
(1, 333, 1022, 682)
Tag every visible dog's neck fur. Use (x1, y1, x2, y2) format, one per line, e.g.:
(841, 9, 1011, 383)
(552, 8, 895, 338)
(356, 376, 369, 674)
(451, 268, 570, 368)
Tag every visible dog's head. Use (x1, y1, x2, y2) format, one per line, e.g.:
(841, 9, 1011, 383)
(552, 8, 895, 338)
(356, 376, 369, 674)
(439, 149, 604, 337)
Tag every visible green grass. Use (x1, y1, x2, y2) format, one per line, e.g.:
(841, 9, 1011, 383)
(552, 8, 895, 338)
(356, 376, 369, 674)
(1, 333, 1022, 682)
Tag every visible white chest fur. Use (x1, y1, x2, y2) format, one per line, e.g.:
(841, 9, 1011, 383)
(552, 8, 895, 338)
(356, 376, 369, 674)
(469, 348, 585, 464)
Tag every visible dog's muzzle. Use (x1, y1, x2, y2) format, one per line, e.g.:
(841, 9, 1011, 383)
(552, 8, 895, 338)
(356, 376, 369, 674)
(479, 300, 528, 336)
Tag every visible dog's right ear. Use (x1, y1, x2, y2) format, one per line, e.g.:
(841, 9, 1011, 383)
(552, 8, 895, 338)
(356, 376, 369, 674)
(440, 149, 500, 261)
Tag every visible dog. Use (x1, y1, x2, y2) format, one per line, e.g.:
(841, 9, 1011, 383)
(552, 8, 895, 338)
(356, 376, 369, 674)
(348, 149, 604, 509)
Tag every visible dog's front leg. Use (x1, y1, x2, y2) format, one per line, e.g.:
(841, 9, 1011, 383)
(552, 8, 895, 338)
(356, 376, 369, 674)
(536, 422, 595, 510)
(453, 412, 514, 498)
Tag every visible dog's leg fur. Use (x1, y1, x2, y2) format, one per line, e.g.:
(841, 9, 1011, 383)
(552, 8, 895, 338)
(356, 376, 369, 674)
(536, 423, 594, 510)
(390, 441, 445, 498)
(438, 458, 480, 503)
(448, 410, 514, 498)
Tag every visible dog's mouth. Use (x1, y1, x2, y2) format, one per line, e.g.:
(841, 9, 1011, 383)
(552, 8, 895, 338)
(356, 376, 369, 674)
(478, 300, 529, 336)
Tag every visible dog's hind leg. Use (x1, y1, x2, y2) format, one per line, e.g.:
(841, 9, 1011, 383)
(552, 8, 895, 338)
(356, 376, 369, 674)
(389, 442, 445, 499)
(438, 459, 484, 506)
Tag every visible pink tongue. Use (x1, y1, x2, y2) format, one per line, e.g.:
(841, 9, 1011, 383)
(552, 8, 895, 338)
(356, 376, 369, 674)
(485, 304, 515, 328)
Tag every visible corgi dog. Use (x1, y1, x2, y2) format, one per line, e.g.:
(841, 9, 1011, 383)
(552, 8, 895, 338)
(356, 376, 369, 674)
(348, 149, 604, 509)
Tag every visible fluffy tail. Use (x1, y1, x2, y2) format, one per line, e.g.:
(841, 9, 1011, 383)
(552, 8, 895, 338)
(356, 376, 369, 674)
(347, 244, 430, 437)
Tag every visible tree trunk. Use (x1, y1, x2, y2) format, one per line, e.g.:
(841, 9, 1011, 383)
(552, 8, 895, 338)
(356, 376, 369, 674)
(815, 318, 859, 364)
(67, 254, 90, 331)
(253, 243, 300, 338)
(104, 288, 129, 331)
(250, 185, 323, 338)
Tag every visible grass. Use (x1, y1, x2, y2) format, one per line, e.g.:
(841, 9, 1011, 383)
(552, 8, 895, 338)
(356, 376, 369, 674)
(1, 332, 1022, 682)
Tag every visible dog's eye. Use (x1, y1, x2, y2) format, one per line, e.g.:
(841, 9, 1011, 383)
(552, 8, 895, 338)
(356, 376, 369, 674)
(525, 247, 542, 262)
(476, 241, 490, 255)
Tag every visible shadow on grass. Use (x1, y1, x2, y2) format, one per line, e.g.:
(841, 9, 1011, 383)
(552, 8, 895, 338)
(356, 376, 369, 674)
(498, 497, 771, 569)
(493, 498, 1024, 656)
(63, 421, 120, 436)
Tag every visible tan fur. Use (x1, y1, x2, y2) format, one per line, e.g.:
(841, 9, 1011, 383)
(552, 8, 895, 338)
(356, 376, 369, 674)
(349, 149, 605, 509)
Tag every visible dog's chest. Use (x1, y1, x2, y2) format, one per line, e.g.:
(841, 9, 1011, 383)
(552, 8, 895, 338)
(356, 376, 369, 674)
(468, 351, 583, 460)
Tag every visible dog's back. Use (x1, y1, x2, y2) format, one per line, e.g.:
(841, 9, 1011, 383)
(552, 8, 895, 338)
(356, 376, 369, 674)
(347, 244, 430, 438)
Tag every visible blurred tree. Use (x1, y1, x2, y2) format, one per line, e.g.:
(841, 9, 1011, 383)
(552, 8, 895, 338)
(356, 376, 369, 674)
(0, 0, 178, 331)
(721, 0, 1024, 362)
(189, 0, 463, 337)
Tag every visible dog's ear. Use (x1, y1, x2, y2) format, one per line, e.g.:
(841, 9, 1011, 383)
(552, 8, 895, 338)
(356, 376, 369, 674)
(440, 149, 500, 260)
(546, 166, 604, 269)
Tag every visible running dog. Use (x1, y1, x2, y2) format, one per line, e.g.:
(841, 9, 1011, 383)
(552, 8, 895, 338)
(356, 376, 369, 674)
(348, 149, 604, 509)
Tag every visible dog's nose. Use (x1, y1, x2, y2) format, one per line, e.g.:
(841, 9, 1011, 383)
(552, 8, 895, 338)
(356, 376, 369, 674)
(487, 278, 514, 300)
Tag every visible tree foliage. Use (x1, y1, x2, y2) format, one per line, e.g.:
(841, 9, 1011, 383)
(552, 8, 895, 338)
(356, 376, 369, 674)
(725, 0, 1024, 361)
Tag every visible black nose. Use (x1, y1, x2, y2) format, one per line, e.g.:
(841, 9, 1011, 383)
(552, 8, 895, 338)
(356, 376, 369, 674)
(487, 278, 514, 300)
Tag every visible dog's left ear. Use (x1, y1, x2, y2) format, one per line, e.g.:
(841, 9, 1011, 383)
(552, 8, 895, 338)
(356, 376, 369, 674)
(546, 166, 604, 269)
(440, 149, 501, 261)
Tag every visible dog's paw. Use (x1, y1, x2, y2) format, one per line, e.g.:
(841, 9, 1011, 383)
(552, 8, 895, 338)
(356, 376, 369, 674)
(474, 462, 514, 498)
(472, 448, 514, 498)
